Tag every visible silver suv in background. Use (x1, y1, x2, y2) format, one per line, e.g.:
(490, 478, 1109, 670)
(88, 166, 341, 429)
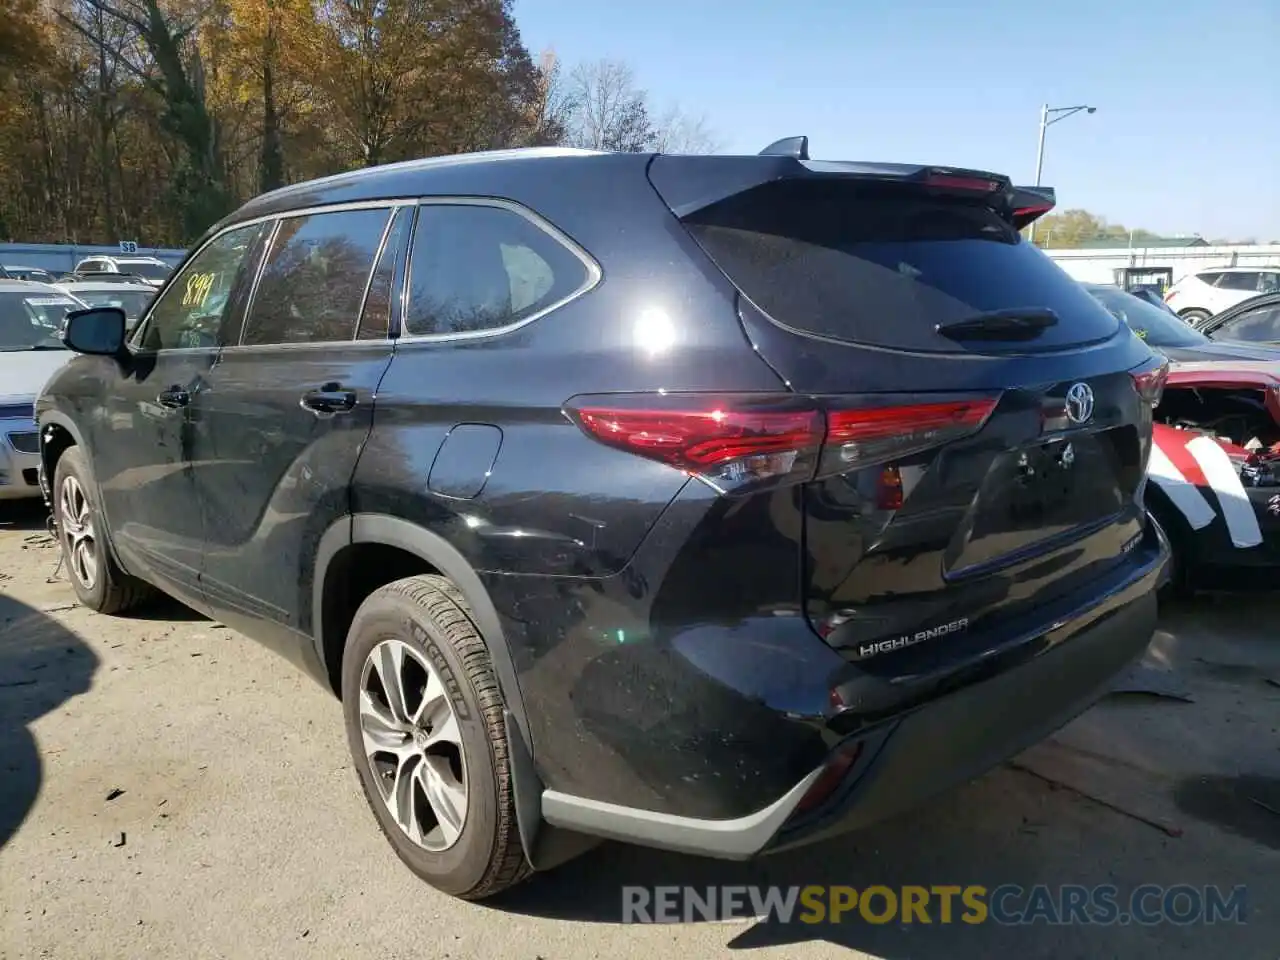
(71, 255, 174, 287)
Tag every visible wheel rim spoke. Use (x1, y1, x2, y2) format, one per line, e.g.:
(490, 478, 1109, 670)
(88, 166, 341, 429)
(420, 755, 466, 847)
(359, 637, 468, 853)
(425, 709, 460, 750)
(411, 668, 446, 726)
(375, 642, 411, 725)
(358, 690, 412, 758)
(59, 476, 96, 589)
(391, 756, 423, 845)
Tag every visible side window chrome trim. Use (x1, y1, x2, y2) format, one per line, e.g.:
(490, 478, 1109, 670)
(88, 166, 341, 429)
(397, 196, 602, 344)
(130, 198, 418, 351)
(215, 339, 397, 356)
(235, 218, 281, 346)
(354, 207, 401, 340)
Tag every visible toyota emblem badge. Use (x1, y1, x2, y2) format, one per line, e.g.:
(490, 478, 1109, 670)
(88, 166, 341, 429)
(1065, 382, 1095, 425)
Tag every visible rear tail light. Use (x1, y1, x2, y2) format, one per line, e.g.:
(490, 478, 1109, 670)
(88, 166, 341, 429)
(876, 466, 904, 510)
(824, 398, 997, 473)
(1130, 357, 1169, 406)
(564, 393, 998, 496)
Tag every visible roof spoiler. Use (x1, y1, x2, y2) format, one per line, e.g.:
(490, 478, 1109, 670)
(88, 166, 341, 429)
(652, 140, 1055, 231)
(1010, 186, 1056, 229)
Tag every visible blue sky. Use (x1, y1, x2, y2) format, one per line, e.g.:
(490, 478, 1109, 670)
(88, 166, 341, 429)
(515, 0, 1278, 241)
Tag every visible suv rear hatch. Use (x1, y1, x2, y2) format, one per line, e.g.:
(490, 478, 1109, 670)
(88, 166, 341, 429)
(648, 148, 1166, 660)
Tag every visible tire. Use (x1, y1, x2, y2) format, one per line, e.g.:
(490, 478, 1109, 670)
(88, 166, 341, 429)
(1178, 309, 1211, 327)
(52, 445, 153, 614)
(341, 574, 531, 900)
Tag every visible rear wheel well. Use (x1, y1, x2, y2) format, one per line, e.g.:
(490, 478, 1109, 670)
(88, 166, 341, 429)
(319, 542, 441, 695)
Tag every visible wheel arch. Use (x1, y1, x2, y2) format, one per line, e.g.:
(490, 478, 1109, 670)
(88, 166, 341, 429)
(37, 411, 88, 502)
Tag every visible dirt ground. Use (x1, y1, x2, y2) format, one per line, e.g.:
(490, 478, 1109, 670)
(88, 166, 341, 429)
(2, 498, 1278, 960)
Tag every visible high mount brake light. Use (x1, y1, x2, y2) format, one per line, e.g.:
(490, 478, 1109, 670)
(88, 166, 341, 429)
(923, 172, 1003, 193)
(1130, 357, 1169, 406)
(564, 394, 999, 496)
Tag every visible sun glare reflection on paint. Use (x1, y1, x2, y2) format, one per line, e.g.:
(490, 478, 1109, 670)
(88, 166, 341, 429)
(634, 307, 676, 355)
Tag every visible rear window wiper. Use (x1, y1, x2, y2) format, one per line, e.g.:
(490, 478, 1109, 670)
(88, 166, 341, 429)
(936, 308, 1059, 342)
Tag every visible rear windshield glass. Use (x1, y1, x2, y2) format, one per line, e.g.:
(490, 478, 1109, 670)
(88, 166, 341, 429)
(682, 179, 1121, 352)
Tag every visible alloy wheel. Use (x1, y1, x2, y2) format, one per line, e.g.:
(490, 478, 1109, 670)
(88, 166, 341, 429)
(358, 639, 468, 852)
(59, 475, 98, 590)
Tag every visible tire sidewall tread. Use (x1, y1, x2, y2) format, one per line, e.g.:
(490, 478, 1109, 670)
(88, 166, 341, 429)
(340, 574, 530, 899)
(51, 446, 150, 615)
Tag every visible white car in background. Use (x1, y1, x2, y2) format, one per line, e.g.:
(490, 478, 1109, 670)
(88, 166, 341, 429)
(53, 277, 155, 331)
(1163, 266, 1280, 326)
(71, 254, 173, 287)
(0, 280, 86, 500)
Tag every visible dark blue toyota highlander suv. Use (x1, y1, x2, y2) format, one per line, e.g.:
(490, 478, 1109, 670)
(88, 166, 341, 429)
(36, 138, 1169, 899)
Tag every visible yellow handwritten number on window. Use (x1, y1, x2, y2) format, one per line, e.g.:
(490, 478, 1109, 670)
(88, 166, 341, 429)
(182, 272, 215, 308)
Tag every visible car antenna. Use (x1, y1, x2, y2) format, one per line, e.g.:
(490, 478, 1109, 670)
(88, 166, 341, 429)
(758, 136, 809, 160)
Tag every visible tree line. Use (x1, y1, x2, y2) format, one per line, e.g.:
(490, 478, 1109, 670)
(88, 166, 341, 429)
(0, 0, 716, 247)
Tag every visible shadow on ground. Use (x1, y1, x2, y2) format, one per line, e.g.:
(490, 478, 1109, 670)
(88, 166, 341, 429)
(0, 593, 98, 848)
(0, 500, 52, 534)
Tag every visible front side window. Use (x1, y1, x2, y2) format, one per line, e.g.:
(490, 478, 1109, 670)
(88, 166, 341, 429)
(1258, 272, 1280, 294)
(405, 203, 591, 336)
(135, 222, 268, 351)
(239, 208, 391, 346)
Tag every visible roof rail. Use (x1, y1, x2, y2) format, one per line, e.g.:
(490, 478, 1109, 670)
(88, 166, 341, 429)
(759, 136, 809, 160)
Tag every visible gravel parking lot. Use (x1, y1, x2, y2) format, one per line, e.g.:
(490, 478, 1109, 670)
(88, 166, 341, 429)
(2, 499, 1278, 960)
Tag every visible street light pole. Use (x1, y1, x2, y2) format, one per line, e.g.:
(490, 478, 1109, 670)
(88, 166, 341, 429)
(1029, 103, 1096, 244)
(1034, 103, 1049, 189)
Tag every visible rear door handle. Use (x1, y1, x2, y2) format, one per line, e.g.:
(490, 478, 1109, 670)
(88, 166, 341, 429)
(300, 384, 357, 417)
(157, 386, 190, 408)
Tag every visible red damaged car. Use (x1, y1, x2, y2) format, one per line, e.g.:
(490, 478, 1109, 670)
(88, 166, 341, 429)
(1087, 284, 1280, 591)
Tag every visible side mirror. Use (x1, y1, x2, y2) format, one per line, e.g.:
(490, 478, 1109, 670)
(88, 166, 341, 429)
(63, 307, 126, 356)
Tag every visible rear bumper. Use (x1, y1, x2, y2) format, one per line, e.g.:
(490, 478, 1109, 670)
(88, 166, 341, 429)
(771, 581, 1157, 853)
(538, 522, 1165, 860)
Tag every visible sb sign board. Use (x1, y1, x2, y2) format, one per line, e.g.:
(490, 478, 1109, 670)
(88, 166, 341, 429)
(119, 240, 138, 254)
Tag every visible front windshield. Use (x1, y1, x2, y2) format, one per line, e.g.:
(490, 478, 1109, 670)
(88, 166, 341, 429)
(0, 292, 78, 350)
(75, 290, 154, 322)
(1087, 285, 1208, 349)
(119, 260, 172, 282)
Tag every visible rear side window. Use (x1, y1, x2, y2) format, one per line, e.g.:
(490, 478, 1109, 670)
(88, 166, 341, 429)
(405, 203, 591, 336)
(240, 207, 391, 346)
(681, 180, 1119, 352)
(1217, 272, 1259, 291)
